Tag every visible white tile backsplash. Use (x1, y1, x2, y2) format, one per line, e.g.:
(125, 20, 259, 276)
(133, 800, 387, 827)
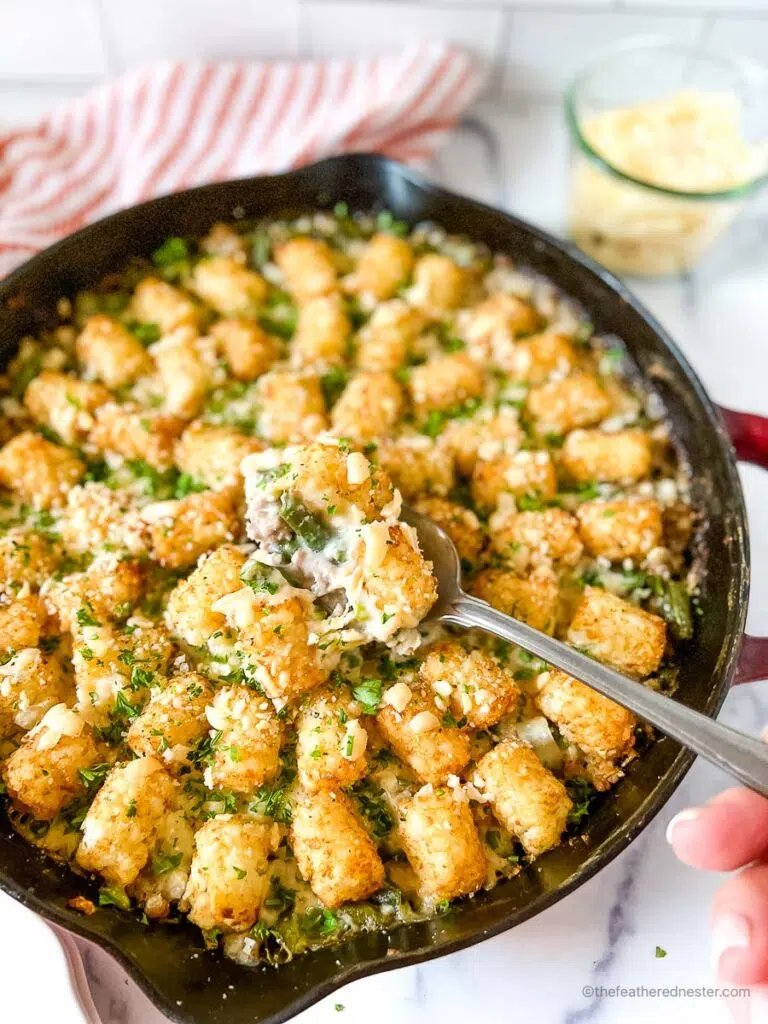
(99, 0, 300, 68)
(503, 9, 707, 95)
(0, 0, 107, 79)
(302, 1, 505, 68)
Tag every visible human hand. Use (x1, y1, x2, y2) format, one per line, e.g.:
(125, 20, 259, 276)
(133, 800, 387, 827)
(667, 788, 768, 986)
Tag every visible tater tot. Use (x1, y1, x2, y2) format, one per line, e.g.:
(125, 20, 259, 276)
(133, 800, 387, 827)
(59, 482, 149, 557)
(470, 568, 559, 635)
(356, 299, 425, 372)
(347, 233, 414, 301)
(256, 371, 328, 444)
(461, 293, 540, 367)
(0, 432, 84, 509)
(291, 788, 385, 907)
(206, 685, 282, 793)
(75, 316, 153, 389)
(3, 705, 101, 820)
(375, 434, 455, 500)
(126, 673, 213, 770)
(419, 641, 520, 730)
(183, 814, 274, 932)
(292, 293, 350, 368)
(0, 594, 46, 655)
(471, 450, 556, 510)
(275, 238, 338, 301)
(0, 649, 72, 737)
(191, 256, 267, 317)
(376, 680, 470, 785)
(474, 741, 572, 858)
(330, 372, 404, 443)
(576, 499, 663, 561)
(398, 787, 486, 907)
(0, 528, 61, 591)
(210, 319, 280, 381)
(76, 757, 177, 887)
(296, 685, 368, 792)
(43, 552, 146, 629)
(488, 507, 583, 570)
(526, 372, 612, 436)
(407, 353, 484, 421)
(165, 545, 246, 647)
(131, 808, 194, 919)
(174, 421, 263, 491)
(150, 326, 214, 419)
(24, 371, 111, 445)
(129, 277, 198, 333)
(536, 669, 636, 791)
(506, 331, 575, 384)
(413, 497, 484, 565)
(562, 429, 651, 484)
(144, 488, 239, 569)
(441, 406, 521, 477)
(567, 586, 666, 677)
(408, 254, 464, 316)
(88, 402, 185, 471)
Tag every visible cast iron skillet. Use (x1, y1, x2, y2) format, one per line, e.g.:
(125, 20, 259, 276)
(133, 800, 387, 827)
(1, 154, 767, 1024)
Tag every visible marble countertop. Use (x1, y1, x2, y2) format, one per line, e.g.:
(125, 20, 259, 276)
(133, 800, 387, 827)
(5, 94, 768, 1024)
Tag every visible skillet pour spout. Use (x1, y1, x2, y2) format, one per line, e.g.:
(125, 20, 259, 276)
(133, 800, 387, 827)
(0, 153, 766, 1024)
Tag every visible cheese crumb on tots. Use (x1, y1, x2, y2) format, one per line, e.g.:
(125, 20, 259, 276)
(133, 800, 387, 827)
(291, 787, 385, 908)
(505, 331, 575, 384)
(413, 497, 484, 565)
(488, 506, 583, 570)
(460, 293, 540, 367)
(190, 256, 267, 317)
(407, 254, 465, 316)
(355, 299, 424, 372)
(576, 499, 663, 561)
(562, 428, 651, 484)
(0, 528, 62, 591)
(174, 421, 263, 491)
(526, 371, 612, 436)
(0, 594, 46, 654)
(131, 807, 194, 919)
(470, 567, 559, 635)
(59, 482, 149, 556)
(143, 488, 239, 569)
(536, 669, 636, 791)
(407, 352, 484, 422)
(376, 677, 470, 785)
(296, 685, 368, 793)
(274, 237, 338, 301)
(346, 234, 414, 301)
(256, 371, 328, 444)
(2, 705, 101, 820)
(209, 319, 280, 381)
(23, 371, 110, 445)
(440, 405, 521, 477)
(88, 402, 185, 470)
(149, 326, 215, 420)
(567, 586, 666, 678)
(0, 648, 73, 737)
(43, 552, 146, 629)
(0, 432, 84, 508)
(474, 740, 572, 858)
(204, 685, 282, 793)
(128, 277, 198, 333)
(126, 672, 213, 770)
(330, 371, 404, 443)
(419, 641, 520, 730)
(182, 814, 276, 932)
(75, 315, 153, 389)
(165, 545, 246, 647)
(375, 434, 455, 500)
(471, 449, 556, 511)
(398, 786, 487, 908)
(292, 293, 350, 368)
(75, 756, 178, 887)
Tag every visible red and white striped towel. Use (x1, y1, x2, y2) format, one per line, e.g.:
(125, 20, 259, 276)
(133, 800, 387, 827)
(0, 42, 481, 278)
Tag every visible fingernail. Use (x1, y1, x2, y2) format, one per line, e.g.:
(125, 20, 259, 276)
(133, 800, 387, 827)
(665, 807, 701, 844)
(712, 913, 751, 975)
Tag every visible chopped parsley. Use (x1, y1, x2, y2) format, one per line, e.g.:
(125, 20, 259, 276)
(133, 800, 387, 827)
(352, 678, 382, 714)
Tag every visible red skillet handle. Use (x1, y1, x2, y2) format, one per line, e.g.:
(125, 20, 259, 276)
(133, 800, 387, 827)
(718, 406, 768, 684)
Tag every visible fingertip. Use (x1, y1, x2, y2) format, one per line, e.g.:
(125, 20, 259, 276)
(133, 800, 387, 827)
(712, 866, 768, 987)
(667, 791, 768, 871)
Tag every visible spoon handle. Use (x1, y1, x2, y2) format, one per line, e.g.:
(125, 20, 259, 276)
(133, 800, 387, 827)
(448, 594, 768, 798)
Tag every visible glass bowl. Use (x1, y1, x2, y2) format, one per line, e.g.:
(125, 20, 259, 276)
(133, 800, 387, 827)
(565, 37, 768, 276)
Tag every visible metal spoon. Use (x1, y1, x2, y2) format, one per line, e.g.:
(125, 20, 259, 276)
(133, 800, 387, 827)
(403, 505, 768, 798)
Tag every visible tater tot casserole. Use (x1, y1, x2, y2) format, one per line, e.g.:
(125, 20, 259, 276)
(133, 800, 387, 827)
(0, 206, 696, 965)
